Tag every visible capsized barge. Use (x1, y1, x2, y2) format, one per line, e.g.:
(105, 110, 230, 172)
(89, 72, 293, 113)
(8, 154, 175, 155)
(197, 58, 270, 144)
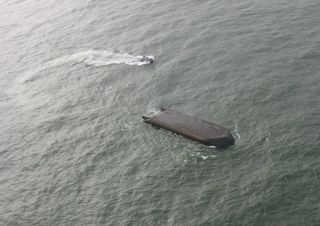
(142, 109, 235, 148)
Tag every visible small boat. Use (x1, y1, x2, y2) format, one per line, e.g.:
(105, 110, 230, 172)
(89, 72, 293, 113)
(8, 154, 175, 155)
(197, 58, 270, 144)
(142, 109, 235, 148)
(139, 56, 154, 64)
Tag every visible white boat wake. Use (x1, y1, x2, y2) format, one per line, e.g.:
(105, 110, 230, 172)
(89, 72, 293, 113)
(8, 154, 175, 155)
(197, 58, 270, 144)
(19, 50, 154, 83)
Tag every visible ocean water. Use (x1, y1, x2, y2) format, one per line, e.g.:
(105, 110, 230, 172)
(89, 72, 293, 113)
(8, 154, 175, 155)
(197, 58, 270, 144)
(1, 0, 320, 225)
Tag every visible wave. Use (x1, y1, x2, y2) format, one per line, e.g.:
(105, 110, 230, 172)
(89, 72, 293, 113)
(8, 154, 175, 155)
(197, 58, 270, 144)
(19, 50, 154, 83)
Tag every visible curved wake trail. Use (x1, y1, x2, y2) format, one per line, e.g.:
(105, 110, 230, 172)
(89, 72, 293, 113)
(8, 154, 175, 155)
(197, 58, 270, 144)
(19, 50, 154, 83)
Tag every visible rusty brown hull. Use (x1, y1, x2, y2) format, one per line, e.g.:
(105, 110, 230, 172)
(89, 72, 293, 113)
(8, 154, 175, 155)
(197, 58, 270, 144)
(142, 109, 235, 148)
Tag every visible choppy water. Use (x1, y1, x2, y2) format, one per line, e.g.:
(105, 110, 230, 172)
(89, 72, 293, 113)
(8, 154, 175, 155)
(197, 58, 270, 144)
(1, 0, 320, 225)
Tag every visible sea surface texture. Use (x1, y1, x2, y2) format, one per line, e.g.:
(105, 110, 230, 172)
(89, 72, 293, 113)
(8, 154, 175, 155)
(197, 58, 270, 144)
(1, 0, 320, 225)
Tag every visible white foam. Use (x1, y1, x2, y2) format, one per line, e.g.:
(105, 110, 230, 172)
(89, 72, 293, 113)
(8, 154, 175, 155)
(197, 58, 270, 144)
(232, 121, 241, 143)
(146, 107, 161, 115)
(200, 155, 216, 160)
(145, 100, 163, 116)
(18, 50, 154, 83)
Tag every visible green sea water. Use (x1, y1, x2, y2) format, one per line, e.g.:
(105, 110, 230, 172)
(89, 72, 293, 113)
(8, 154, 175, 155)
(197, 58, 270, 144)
(1, 0, 320, 225)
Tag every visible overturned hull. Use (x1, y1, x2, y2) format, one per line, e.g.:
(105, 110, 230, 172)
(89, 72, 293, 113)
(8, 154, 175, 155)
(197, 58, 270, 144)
(142, 109, 235, 148)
